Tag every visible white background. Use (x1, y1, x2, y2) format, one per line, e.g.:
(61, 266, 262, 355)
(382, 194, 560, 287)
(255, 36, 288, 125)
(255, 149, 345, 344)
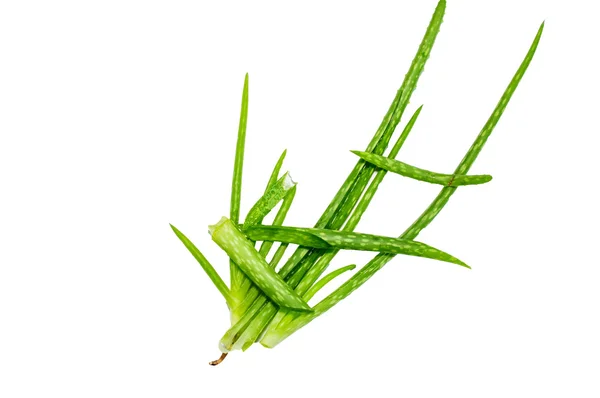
(1, 0, 598, 396)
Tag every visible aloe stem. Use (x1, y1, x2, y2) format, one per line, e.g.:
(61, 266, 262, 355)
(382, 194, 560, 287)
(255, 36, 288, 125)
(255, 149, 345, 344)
(220, 251, 323, 352)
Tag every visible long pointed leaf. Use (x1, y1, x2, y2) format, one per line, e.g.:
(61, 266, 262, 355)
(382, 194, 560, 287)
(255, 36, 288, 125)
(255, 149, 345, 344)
(351, 150, 492, 186)
(170, 224, 234, 307)
(265, 150, 287, 193)
(230, 74, 250, 291)
(304, 264, 356, 301)
(245, 225, 469, 268)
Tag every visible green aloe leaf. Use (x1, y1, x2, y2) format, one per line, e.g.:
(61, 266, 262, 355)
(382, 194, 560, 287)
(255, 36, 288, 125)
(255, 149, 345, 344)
(209, 217, 312, 312)
(244, 225, 469, 268)
(304, 264, 356, 301)
(170, 224, 234, 307)
(351, 150, 492, 186)
(229, 73, 250, 292)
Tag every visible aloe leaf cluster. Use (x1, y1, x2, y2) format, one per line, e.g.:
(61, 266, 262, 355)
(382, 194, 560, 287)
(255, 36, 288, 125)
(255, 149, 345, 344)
(170, 0, 543, 364)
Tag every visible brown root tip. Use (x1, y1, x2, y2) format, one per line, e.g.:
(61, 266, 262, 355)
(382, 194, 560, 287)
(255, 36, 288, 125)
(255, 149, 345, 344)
(209, 352, 228, 366)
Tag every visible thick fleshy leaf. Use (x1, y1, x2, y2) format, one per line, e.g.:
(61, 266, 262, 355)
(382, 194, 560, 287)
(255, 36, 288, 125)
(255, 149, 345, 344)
(351, 150, 492, 186)
(245, 225, 469, 268)
(209, 217, 312, 312)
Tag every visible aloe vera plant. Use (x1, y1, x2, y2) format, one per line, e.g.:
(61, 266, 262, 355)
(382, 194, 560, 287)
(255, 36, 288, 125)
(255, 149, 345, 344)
(170, 0, 543, 365)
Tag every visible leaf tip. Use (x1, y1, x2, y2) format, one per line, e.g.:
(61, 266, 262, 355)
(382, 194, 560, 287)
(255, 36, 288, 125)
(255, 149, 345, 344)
(242, 73, 249, 94)
(533, 21, 545, 44)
